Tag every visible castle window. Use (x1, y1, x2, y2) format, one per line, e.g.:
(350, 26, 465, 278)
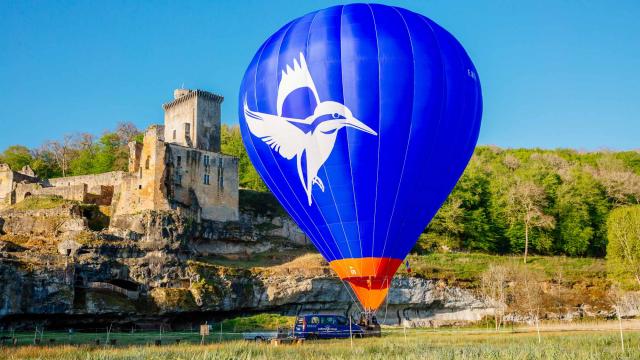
(204, 155, 210, 167)
(145, 156, 150, 170)
(203, 174, 210, 185)
(174, 173, 182, 186)
(173, 129, 176, 140)
(184, 123, 191, 140)
(177, 156, 182, 167)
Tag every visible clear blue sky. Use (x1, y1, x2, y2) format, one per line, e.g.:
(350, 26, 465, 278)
(1, 1, 638, 151)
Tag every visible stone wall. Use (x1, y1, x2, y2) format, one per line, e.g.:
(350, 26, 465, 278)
(166, 144, 239, 222)
(14, 183, 88, 203)
(0, 164, 14, 207)
(34, 184, 87, 202)
(0, 164, 40, 208)
(47, 171, 124, 194)
(113, 126, 171, 217)
(162, 90, 223, 152)
(1, 165, 122, 208)
(163, 93, 196, 149)
(195, 93, 222, 153)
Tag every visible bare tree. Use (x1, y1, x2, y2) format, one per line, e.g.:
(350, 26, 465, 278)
(115, 122, 140, 144)
(503, 154, 520, 171)
(480, 264, 509, 330)
(510, 265, 544, 343)
(588, 156, 640, 205)
(44, 134, 76, 177)
(77, 133, 94, 150)
(608, 286, 633, 353)
(506, 179, 555, 263)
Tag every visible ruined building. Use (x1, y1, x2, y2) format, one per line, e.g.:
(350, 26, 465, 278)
(0, 89, 239, 222)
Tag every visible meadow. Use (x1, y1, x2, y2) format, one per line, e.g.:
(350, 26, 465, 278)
(2, 329, 639, 360)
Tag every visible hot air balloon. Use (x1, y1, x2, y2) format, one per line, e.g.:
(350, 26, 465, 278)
(238, 4, 482, 312)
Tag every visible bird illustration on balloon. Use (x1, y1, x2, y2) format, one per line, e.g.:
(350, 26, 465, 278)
(239, 3, 482, 314)
(243, 53, 377, 206)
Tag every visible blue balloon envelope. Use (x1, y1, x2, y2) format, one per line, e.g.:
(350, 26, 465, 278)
(239, 3, 482, 310)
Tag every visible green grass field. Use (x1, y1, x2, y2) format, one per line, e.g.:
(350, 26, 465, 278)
(2, 330, 639, 360)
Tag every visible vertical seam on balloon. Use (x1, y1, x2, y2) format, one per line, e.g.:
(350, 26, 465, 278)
(428, 22, 471, 225)
(275, 19, 346, 263)
(458, 47, 482, 169)
(249, 21, 338, 262)
(453, 45, 474, 169)
(244, 18, 361, 313)
(366, 3, 382, 263)
(377, 7, 416, 275)
(305, 8, 363, 312)
(244, 37, 331, 259)
(338, 4, 364, 259)
(393, 15, 448, 256)
(303, 8, 352, 261)
(299, 9, 357, 263)
(308, 9, 356, 262)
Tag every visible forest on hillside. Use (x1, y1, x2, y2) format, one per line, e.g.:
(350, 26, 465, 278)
(2, 123, 639, 259)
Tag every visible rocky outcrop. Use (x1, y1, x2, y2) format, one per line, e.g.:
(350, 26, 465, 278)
(0, 195, 619, 329)
(0, 203, 87, 240)
(109, 205, 309, 256)
(0, 245, 496, 329)
(0, 255, 74, 317)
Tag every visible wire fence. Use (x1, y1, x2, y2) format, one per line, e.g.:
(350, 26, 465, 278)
(2, 319, 640, 347)
(0, 325, 245, 347)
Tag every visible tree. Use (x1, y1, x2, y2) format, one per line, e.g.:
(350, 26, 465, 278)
(606, 206, 640, 288)
(115, 122, 140, 144)
(44, 134, 76, 177)
(505, 179, 555, 263)
(480, 264, 508, 330)
(417, 198, 464, 253)
(509, 265, 544, 343)
(0, 145, 33, 171)
(503, 154, 520, 171)
(452, 160, 501, 253)
(68, 133, 96, 175)
(93, 133, 120, 173)
(113, 122, 141, 171)
(221, 125, 267, 191)
(556, 170, 609, 256)
(608, 286, 631, 353)
(592, 155, 640, 205)
(30, 147, 62, 178)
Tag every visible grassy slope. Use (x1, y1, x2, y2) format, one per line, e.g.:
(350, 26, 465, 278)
(11, 195, 72, 210)
(406, 253, 607, 286)
(199, 250, 607, 287)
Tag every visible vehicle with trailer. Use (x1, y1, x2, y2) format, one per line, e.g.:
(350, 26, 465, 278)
(293, 314, 367, 340)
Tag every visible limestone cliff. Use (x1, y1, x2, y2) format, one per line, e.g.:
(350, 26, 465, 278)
(0, 193, 623, 330)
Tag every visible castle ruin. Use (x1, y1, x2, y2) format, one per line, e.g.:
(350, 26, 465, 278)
(0, 89, 239, 222)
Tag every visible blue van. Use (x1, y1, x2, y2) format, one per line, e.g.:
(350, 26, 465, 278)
(293, 314, 364, 339)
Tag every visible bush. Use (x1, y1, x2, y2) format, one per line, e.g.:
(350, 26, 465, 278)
(606, 205, 640, 290)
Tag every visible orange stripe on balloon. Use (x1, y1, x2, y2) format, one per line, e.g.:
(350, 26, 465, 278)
(329, 257, 402, 311)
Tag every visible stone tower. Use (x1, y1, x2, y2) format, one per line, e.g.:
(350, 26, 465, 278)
(162, 89, 224, 152)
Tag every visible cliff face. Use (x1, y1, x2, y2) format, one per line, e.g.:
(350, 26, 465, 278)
(0, 194, 626, 330)
(0, 195, 497, 329)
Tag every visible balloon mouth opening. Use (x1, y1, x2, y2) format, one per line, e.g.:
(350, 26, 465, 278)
(329, 257, 402, 311)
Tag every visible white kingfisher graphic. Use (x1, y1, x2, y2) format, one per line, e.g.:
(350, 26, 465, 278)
(244, 53, 377, 206)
